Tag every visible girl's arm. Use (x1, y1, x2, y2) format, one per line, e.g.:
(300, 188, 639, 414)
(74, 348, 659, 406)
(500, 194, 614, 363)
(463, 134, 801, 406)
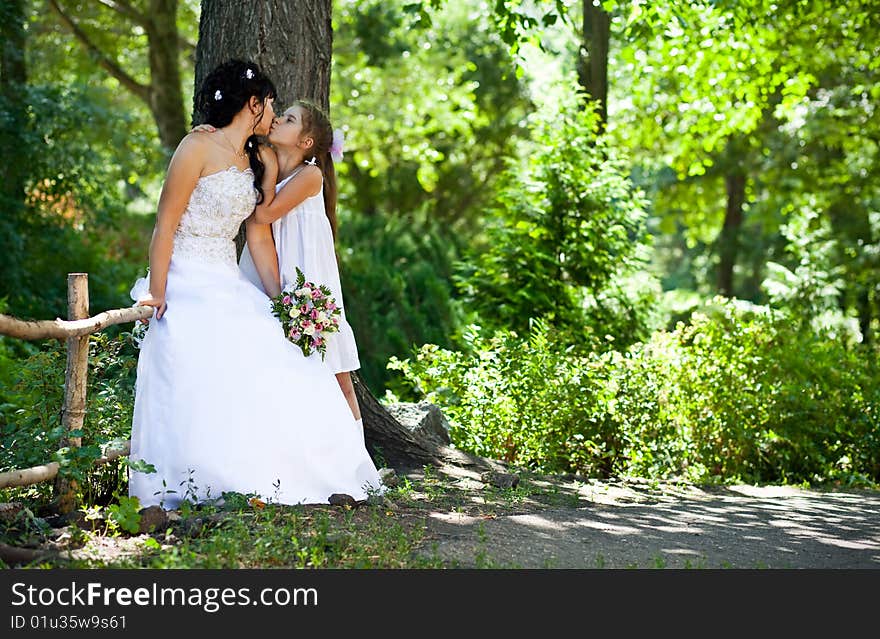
(138, 134, 206, 319)
(244, 144, 282, 297)
(252, 164, 322, 224)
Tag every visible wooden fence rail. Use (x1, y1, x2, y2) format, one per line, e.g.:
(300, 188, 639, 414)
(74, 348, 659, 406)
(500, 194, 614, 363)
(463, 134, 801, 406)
(0, 273, 152, 513)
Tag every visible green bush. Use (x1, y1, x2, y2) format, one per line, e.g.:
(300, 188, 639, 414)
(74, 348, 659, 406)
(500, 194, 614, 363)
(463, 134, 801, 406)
(389, 320, 620, 476)
(455, 90, 659, 351)
(667, 299, 880, 484)
(0, 331, 141, 505)
(391, 299, 880, 485)
(339, 212, 464, 394)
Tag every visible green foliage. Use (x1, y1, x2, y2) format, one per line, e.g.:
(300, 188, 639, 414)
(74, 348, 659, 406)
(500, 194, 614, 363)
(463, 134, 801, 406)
(105, 496, 142, 535)
(762, 206, 856, 340)
(391, 300, 880, 485)
(338, 212, 462, 394)
(334, 0, 531, 234)
(0, 342, 67, 503)
(637, 300, 880, 485)
(456, 90, 659, 348)
(0, 81, 156, 321)
(332, 0, 541, 392)
(389, 320, 621, 476)
(608, 0, 880, 324)
(0, 331, 141, 505)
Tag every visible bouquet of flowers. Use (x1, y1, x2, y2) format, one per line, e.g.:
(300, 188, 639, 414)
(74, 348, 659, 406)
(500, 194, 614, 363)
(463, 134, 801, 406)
(270, 267, 341, 360)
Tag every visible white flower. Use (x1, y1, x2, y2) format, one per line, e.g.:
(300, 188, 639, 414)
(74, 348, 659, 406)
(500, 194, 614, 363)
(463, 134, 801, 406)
(288, 307, 300, 318)
(214, 89, 222, 101)
(303, 325, 316, 336)
(245, 68, 254, 79)
(316, 311, 327, 323)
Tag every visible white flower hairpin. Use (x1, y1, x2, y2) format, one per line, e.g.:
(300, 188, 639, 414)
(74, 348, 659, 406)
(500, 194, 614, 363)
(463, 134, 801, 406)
(245, 68, 254, 79)
(214, 90, 222, 101)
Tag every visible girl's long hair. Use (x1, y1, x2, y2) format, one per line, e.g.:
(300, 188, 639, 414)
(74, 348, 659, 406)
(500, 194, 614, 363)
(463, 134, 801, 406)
(295, 100, 339, 240)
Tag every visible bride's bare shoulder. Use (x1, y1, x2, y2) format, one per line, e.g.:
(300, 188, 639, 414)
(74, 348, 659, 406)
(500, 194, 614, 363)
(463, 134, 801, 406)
(178, 131, 213, 153)
(167, 132, 210, 168)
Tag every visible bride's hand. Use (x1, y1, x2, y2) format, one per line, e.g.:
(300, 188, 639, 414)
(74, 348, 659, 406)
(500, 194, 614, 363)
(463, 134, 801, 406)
(191, 124, 216, 134)
(137, 294, 167, 322)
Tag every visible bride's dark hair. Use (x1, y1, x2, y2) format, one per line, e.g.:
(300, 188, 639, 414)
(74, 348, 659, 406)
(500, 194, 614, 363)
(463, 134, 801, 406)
(193, 59, 277, 204)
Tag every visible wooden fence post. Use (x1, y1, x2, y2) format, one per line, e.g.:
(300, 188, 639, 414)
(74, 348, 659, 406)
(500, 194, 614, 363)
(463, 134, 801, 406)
(52, 273, 89, 515)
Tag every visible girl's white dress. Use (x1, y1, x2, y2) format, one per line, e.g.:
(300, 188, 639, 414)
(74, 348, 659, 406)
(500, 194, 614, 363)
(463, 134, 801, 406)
(240, 168, 360, 374)
(128, 166, 382, 509)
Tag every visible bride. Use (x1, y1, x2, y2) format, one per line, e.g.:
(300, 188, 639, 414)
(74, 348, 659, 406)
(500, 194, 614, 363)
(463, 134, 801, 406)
(129, 59, 383, 509)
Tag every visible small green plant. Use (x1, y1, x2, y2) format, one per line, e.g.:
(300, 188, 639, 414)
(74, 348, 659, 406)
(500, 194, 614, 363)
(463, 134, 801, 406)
(105, 495, 142, 535)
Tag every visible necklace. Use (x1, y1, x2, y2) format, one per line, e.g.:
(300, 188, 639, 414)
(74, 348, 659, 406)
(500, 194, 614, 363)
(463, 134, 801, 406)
(219, 128, 247, 159)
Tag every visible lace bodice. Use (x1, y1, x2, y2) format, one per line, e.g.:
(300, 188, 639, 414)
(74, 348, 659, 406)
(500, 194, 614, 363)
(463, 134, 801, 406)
(173, 166, 257, 267)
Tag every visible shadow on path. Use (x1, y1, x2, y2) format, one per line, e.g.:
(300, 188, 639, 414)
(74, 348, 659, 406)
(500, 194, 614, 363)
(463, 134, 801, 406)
(416, 473, 880, 568)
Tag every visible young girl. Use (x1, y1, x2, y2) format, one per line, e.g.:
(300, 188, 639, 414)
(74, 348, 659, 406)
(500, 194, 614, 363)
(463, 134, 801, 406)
(238, 102, 363, 426)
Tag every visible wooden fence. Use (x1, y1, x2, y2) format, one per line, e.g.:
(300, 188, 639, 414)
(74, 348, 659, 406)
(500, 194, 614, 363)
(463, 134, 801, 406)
(0, 273, 152, 513)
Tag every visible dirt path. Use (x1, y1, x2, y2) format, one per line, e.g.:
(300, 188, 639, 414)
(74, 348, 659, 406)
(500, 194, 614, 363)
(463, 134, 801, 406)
(401, 463, 880, 569)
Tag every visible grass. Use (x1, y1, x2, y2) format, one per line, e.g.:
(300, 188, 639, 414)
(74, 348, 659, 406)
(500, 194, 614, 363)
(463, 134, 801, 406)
(2, 487, 445, 569)
(1, 462, 590, 569)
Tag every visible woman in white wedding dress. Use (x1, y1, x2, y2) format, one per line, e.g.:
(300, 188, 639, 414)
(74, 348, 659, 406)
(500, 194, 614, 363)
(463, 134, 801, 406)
(129, 60, 382, 509)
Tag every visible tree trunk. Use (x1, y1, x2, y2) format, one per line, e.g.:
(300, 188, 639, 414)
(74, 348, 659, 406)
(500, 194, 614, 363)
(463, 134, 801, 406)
(352, 372, 439, 470)
(577, 0, 610, 131)
(195, 0, 441, 470)
(48, 0, 185, 150)
(195, 0, 332, 112)
(148, 0, 187, 146)
(718, 171, 746, 298)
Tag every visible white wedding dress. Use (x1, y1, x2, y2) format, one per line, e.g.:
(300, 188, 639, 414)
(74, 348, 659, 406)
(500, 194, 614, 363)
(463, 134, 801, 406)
(239, 168, 360, 374)
(128, 166, 383, 509)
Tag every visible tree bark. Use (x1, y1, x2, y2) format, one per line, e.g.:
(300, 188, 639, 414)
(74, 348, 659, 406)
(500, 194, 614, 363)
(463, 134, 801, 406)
(352, 372, 440, 470)
(147, 0, 187, 146)
(577, 0, 610, 131)
(195, 0, 333, 112)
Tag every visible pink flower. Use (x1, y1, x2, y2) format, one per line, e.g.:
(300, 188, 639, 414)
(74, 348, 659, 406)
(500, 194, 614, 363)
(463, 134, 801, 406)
(327, 302, 337, 311)
(310, 309, 319, 320)
(300, 304, 309, 314)
(315, 323, 324, 331)
(311, 289, 323, 299)
(282, 295, 292, 305)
